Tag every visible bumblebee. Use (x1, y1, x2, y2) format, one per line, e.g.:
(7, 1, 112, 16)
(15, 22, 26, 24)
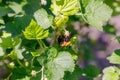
(58, 31, 71, 47)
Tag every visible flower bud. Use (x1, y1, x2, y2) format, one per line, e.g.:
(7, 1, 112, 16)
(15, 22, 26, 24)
(41, 0, 47, 6)
(31, 70, 37, 76)
(9, 62, 15, 68)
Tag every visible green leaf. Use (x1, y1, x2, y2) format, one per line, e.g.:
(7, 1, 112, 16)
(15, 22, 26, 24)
(116, 36, 120, 43)
(22, 50, 32, 61)
(46, 51, 75, 80)
(51, 0, 79, 27)
(0, 7, 10, 17)
(107, 49, 120, 64)
(0, 34, 22, 57)
(64, 65, 83, 80)
(51, 0, 79, 16)
(81, 0, 90, 8)
(0, 32, 20, 49)
(8, 38, 24, 60)
(32, 47, 49, 57)
(54, 15, 69, 27)
(83, 0, 113, 31)
(103, 24, 116, 35)
(60, 0, 79, 16)
(4, 15, 31, 36)
(102, 66, 120, 80)
(34, 9, 53, 29)
(83, 65, 100, 79)
(0, 37, 13, 49)
(10, 67, 27, 79)
(22, 0, 41, 15)
(37, 47, 57, 66)
(31, 51, 40, 57)
(14, 42, 25, 60)
(0, 47, 4, 56)
(23, 19, 49, 40)
(8, 50, 17, 60)
(0, 18, 4, 24)
(8, 2, 23, 14)
(37, 48, 49, 65)
(47, 47, 58, 59)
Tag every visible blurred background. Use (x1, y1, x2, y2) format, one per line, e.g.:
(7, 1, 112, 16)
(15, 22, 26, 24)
(0, 0, 120, 80)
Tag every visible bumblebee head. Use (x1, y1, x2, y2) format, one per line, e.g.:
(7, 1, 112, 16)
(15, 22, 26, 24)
(64, 31, 70, 37)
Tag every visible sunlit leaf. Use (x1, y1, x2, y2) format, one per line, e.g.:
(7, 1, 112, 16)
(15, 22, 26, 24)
(8, 2, 23, 14)
(23, 19, 49, 40)
(54, 15, 68, 27)
(46, 51, 75, 80)
(82, 0, 113, 31)
(34, 9, 53, 29)
(102, 66, 120, 80)
(51, 0, 79, 16)
(8, 38, 24, 60)
(51, 0, 79, 27)
(107, 49, 120, 64)
(0, 37, 13, 49)
(0, 47, 4, 56)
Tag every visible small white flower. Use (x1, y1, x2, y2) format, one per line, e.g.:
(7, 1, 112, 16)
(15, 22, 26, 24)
(41, 0, 47, 6)
(31, 70, 37, 76)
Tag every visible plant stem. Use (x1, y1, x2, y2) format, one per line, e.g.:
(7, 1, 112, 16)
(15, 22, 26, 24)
(17, 59, 24, 68)
(37, 40, 46, 49)
(31, 57, 35, 68)
(37, 40, 44, 49)
(37, 40, 46, 80)
(41, 65, 44, 80)
(79, 0, 89, 23)
(40, 40, 46, 48)
(5, 73, 12, 80)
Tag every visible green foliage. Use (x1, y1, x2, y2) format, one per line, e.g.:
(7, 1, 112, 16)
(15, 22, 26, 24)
(0, 7, 10, 17)
(81, 0, 113, 30)
(34, 8, 53, 29)
(23, 19, 49, 40)
(51, 0, 79, 16)
(0, 0, 116, 80)
(54, 15, 69, 28)
(0, 36, 13, 49)
(0, 47, 4, 56)
(46, 51, 75, 80)
(104, 0, 120, 15)
(116, 36, 120, 43)
(103, 24, 116, 35)
(8, 39, 25, 60)
(83, 65, 100, 79)
(102, 66, 120, 80)
(64, 65, 83, 80)
(8, 2, 23, 15)
(10, 67, 27, 79)
(4, 15, 31, 36)
(51, 0, 79, 27)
